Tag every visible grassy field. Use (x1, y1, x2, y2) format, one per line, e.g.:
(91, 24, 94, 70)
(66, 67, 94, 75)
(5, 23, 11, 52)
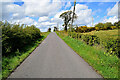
(2, 32, 50, 79)
(82, 29, 118, 40)
(57, 30, 119, 78)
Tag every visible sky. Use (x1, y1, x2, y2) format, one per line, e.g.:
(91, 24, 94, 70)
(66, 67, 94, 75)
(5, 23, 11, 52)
(1, 0, 120, 32)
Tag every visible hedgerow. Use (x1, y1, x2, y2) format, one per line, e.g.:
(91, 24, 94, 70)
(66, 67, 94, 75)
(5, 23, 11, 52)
(67, 32, 119, 58)
(1, 21, 41, 56)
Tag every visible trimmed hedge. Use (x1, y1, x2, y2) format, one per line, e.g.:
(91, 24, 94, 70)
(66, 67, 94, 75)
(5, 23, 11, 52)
(68, 32, 119, 58)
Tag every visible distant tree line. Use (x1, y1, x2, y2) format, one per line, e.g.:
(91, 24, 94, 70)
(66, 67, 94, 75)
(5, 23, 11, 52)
(75, 21, 120, 33)
(1, 21, 41, 56)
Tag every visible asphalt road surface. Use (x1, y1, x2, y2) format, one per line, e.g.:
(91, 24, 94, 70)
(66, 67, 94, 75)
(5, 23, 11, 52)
(9, 32, 102, 78)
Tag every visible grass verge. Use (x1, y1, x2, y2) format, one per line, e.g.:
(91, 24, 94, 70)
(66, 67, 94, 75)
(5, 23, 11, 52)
(57, 32, 119, 79)
(2, 32, 50, 79)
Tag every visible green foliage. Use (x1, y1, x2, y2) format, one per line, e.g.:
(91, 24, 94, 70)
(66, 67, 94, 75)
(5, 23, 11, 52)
(95, 23, 104, 28)
(2, 21, 41, 56)
(2, 31, 49, 79)
(110, 26, 117, 30)
(114, 20, 120, 28)
(103, 22, 113, 30)
(76, 26, 90, 33)
(101, 39, 119, 57)
(47, 28, 51, 32)
(75, 22, 117, 33)
(53, 27, 58, 32)
(69, 30, 119, 58)
(70, 32, 100, 46)
(59, 10, 77, 31)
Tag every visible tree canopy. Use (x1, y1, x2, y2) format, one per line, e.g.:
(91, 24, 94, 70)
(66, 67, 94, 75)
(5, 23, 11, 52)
(59, 10, 77, 31)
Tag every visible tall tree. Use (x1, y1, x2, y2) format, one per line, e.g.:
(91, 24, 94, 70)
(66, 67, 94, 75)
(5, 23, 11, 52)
(47, 28, 51, 32)
(53, 27, 58, 32)
(59, 10, 77, 31)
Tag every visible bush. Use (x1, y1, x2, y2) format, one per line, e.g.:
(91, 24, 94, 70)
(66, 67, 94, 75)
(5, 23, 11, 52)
(95, 23, 104, 29)
(2, 21, 41, 56)
(80, 34, 100, 46)
(71, 32, 77, 38)
(69, 32, 119, 58)
(70, 32, 100, 46)
(95, 27, 100, 31)
(103, 22, 113, 30)
(101, 39, 119, 56)
(110, 26, 117, 30)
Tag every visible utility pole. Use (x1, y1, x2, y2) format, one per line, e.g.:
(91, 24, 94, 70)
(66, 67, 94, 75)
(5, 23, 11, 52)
(70, 0, 76, 32)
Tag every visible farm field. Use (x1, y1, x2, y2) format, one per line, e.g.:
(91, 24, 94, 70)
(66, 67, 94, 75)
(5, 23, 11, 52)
(82, 29, 119, 40)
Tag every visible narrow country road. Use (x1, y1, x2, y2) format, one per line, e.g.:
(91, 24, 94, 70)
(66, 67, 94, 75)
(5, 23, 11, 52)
(8, 32, 102, 78)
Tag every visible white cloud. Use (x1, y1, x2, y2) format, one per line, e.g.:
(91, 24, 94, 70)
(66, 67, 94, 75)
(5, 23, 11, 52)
(74, 4, 88, 10)
(20, 17, 35, 25)
(3, 0, 119, 32)
(36, 21, 57, 32)
(1, 0, 21, 2)
(107, 2, 118, 16)
(1, 0, 63, 32)
(38, 16, 49, 22)
(22, 0, 62, 17)
(40, 21, 56, 26)
(9, 17, 35, 25)
(2, 2, 25, 20)
(2, 0, 62, 20)
(103, 2, 119, 24)
(71, 4, 92, 26)
(103, 16, 118, 24)
(51, 4, 93, 27)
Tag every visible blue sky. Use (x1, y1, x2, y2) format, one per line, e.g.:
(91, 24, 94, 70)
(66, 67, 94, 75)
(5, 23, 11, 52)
(1, 0, 119, 32)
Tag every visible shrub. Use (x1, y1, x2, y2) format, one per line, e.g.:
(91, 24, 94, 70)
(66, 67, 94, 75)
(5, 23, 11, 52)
(95, 27, 100, 31)
(95, 23, 104, 29)
(71, 32, 77, 38)
(68, 32, 119, 58)
(2, 21, 41, 56)
(110, 26, 117, 30)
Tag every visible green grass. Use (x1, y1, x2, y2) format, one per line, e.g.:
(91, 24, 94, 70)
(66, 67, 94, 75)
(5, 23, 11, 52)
(2, 32, 50, 79)
(57, 32, 119, 78)
(82, 29, 118, 40)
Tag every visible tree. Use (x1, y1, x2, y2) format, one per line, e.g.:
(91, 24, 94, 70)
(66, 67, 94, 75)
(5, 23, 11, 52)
(47, 28, 51, 32)
(95, 23, 104, 30)
(59, 10, 77, 31)
(53, 27, 58, 32)
(114, 20, 120, 28)
(104, 22, 113, 30)
(2, 21, 41, 56)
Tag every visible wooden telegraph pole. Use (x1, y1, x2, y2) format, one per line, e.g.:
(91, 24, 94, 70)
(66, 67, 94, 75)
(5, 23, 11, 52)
(71, 0, 76, 32)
